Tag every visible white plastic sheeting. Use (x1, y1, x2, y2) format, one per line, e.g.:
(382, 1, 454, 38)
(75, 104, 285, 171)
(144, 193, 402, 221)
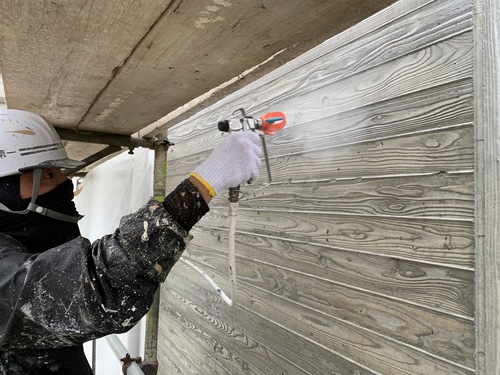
(0, 75, 6, 109)
(74, 148, 154, 374)
(75, 149, 154, 242)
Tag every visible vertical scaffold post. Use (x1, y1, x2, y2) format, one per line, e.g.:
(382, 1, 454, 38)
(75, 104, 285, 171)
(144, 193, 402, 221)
(142, 130, 170, 375)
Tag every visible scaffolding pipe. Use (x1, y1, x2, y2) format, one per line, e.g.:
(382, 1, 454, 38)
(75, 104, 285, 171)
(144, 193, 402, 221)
(105, 335, 144, 375)
(91, 339, 96, 374)
(141, 130, 169, 375)
(56, 128, 156, 150)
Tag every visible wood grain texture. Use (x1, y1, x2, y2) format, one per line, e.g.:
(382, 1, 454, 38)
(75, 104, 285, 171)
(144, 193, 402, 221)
(160, 280, 321, 375)
(187, 226, 475, 315)
(157, 295, 234, 375)
(184, 230, 475, 367)
(163, 271, 380, 375)
(166, 40, 474, 164)
(164, 0, 473, 150)
(167, 125, 474, 192)
(237, 172, 474, 220)
(234, 280, 473, 375)
(165, 267, 474, 374)
(202, 207, 474, 268)
(159, 0, 476, 373)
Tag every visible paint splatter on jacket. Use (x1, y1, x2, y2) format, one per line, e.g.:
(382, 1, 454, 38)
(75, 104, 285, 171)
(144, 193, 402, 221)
(0, 179, 209, 374)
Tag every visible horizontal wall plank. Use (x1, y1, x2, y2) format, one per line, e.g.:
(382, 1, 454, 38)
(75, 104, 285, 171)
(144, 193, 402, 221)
(184, 231, 475, 367)
(165, 270, 379, 375)
(167, 125, 474, 191)
(161, 277, 332, 375)
(157, 296, 234, 375)
(157, 325, 196, 375)
(263, 81, 473, 159)
(199, 206, 474, 268)
(263, 126, 474, 183)
(234, 172, 474, 220)
(187, 226, 474, 317)
(168, 65, 473, 165)
(236, 278, 474, 375)
(168, 263, 474, 375)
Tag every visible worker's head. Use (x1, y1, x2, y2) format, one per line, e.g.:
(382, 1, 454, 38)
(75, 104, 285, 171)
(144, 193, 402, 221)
(0, 109, 85, 252)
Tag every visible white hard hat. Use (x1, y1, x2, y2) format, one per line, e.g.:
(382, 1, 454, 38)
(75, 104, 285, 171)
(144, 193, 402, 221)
(0, 109, 85, 178)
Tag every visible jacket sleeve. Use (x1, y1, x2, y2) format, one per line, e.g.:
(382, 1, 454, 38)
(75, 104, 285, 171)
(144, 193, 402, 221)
(0, 179, 209, 350)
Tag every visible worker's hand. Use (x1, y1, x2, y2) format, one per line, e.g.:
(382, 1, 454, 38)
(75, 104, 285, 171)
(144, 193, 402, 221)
(191, 131, 262, 197)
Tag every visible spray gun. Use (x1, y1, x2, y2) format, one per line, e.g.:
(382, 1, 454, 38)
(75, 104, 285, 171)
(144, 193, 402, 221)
(218, 108, 287, 202)
(218, 108, 286, 305)
(181, 108, 286, 307)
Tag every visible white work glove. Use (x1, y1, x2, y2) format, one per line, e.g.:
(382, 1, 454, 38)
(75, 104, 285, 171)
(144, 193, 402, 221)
(191, 131, 262, 197)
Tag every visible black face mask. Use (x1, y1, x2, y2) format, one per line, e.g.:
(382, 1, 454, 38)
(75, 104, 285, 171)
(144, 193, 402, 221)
(0, 176, 81, 253)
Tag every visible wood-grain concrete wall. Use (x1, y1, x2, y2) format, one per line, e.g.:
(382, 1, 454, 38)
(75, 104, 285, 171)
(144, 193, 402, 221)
(159, 0, 476, 373)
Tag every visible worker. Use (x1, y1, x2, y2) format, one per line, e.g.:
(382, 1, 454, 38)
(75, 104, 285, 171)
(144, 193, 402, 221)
(0, 109, 262, 374)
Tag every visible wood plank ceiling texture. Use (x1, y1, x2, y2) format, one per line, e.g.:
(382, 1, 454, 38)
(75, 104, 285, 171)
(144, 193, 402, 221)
(0, 0, 396, 170)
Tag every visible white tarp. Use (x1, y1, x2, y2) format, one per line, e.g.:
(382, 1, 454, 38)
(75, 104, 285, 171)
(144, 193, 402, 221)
(74, 148, 154, 374)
